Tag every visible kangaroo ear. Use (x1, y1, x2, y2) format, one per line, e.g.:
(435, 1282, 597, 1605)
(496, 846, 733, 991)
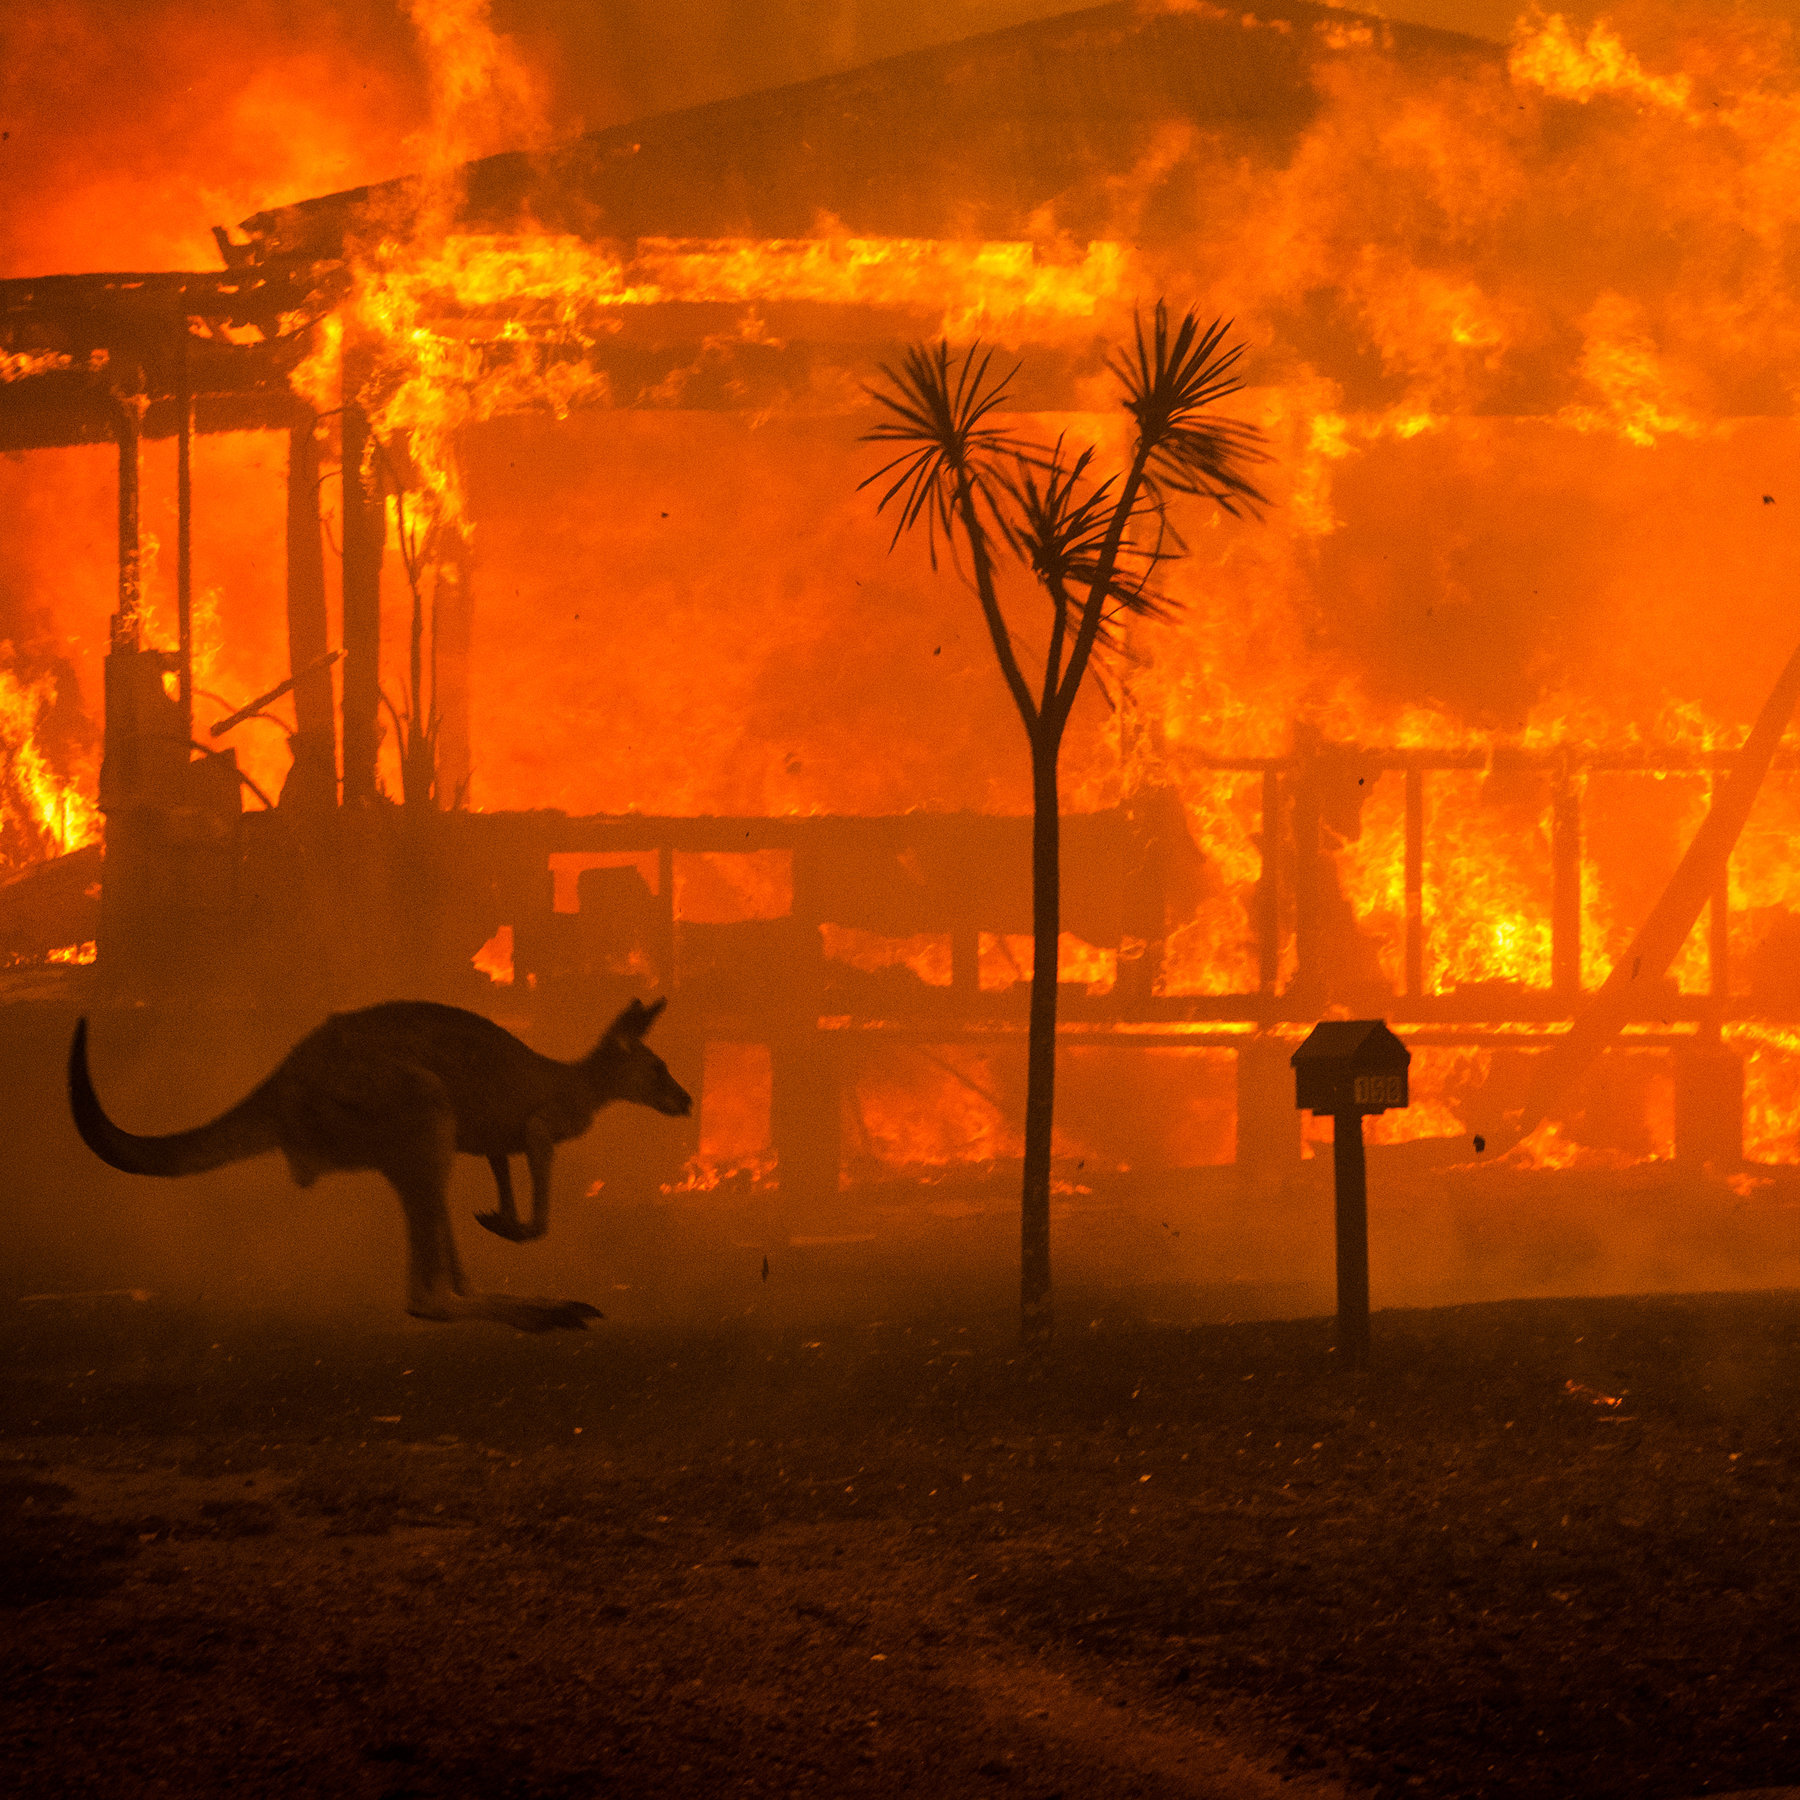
(605, 996, 666, 1042)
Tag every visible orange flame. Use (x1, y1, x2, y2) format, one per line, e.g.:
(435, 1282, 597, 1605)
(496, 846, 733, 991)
(1508, 13, 1694, 115)
(16, 1, 1800, 1169)
(297, 233, 1131, 534)
(0, 665, 100, 874)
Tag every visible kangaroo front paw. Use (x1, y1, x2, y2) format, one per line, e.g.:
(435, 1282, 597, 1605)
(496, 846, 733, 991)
(475, 1209, 531, 1242)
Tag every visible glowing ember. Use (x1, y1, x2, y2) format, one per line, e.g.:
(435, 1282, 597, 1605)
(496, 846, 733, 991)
(1, 351, 72, 382)
(662, 1153, 778, 1198)
(823, 926, 951, 988)
(471, 924, 513, 984)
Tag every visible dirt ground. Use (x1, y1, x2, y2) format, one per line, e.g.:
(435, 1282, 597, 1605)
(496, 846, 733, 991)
(4, 1288, 1799, 1800)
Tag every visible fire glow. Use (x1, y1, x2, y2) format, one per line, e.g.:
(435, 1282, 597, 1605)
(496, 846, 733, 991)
(8, 1, 1800, 1181)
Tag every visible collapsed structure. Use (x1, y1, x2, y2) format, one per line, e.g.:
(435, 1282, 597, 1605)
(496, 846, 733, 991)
(2, 0, 1797, 1222)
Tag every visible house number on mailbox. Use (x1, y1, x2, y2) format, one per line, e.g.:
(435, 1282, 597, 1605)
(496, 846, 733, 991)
(1353, 1074, 1404, 1106)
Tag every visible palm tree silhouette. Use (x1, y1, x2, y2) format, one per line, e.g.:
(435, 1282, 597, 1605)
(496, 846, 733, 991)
(862, 304, 1267, 1342)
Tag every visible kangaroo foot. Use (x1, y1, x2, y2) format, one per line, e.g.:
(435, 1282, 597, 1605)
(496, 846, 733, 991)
(485, 1295, 601, 1332)
(409, 1293, 603, 1332)
(474, 1209, 532, 1242)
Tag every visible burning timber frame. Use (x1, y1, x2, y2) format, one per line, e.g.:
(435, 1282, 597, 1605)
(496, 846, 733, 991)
(0, 0, 1776, 1188)
(0, 253, 1779, 1188)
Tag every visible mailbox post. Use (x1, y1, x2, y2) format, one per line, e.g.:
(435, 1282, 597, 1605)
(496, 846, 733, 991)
(1291, 1020, 1410, 1370)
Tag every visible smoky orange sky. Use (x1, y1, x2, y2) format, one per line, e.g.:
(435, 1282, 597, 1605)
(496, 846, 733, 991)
(13, 0, 1800, 280)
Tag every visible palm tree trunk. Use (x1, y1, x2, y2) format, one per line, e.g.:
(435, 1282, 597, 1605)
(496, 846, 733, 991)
(1021, 727, 1060, 1342)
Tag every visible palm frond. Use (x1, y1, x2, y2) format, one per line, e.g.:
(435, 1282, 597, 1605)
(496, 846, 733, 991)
(1001, 439, 1177, 646)
(1110, 304, 1270, 518)
(860, 341, 1026, 563)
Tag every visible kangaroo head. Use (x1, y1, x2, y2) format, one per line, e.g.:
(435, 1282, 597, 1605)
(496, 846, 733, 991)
(586, 997, 692, 1117)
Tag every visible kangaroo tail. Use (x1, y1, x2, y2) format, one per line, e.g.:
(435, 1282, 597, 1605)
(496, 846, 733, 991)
(68, 1019, 280, 1178)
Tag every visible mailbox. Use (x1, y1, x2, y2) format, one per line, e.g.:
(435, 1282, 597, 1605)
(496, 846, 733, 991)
(1291, 1019, 1410, 1116)
(1291, 1018, 1410, 1372)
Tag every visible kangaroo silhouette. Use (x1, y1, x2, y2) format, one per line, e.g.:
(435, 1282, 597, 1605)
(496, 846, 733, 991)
(68, 997, 692, 1332)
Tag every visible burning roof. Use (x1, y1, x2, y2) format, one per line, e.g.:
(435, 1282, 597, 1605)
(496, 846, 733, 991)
(231, 2, 1491, 258)
(2, 1, 1492, 460)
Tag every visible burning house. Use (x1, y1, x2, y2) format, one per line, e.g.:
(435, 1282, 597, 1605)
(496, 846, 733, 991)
(7, 0, 1800, 1310)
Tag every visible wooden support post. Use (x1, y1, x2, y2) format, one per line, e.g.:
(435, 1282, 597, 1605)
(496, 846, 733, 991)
(1258, 768, 1280, 994)
(1552, 764, 1582, 1004)
(176, 338, 192, 736)
(1292, 758, 1323, 1008)
(655, 845, 676, 995)
(340, 356, 383, 805)
(771, 848, 837, 1214)
(435, 545, 473, 808)
(284, 413, 337, 808)
(114, 397, 141, 650)
(1332, 1111, 1370, 1371)
(1235, 1033, 1301, 1185)
(771, 1032, 840, 1213)
(1404, 766, 1424, 1000)
(1710, 773, 1730, 999)
(1118, 792, 1167, 1006)
(951, 920, 979, 998)
(1675, 1031, 1744, 1167)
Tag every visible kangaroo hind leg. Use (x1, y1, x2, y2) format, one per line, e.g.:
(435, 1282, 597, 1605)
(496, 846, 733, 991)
(386, 1085, 464, 1323)
(388, 1078, 599, 1333)
(521, 1113, 555, 1241)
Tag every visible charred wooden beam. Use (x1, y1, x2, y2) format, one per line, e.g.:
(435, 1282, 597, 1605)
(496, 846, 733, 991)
(1257, 768, 1279, 994)
(208, 652, 340, 738)
(0, 348, 310, 451)
(1404, 765, 1424, 998)
(1709, 768, 1730, 999)
(176, 339, 193, 734)
(0, 261, 337, 454)
(1551, 761, 1581, 1002)
(0, 260, 345, 342)
(284, 417, 337, 808)
(113, 396, 141, 649)
(1290, 756, 1323, 1009)
(434, 546, 473, 809)
(340, 358, 383, 806)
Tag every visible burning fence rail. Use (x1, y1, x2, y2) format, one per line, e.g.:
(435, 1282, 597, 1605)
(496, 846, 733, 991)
(3, 765, 1780, 1194)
